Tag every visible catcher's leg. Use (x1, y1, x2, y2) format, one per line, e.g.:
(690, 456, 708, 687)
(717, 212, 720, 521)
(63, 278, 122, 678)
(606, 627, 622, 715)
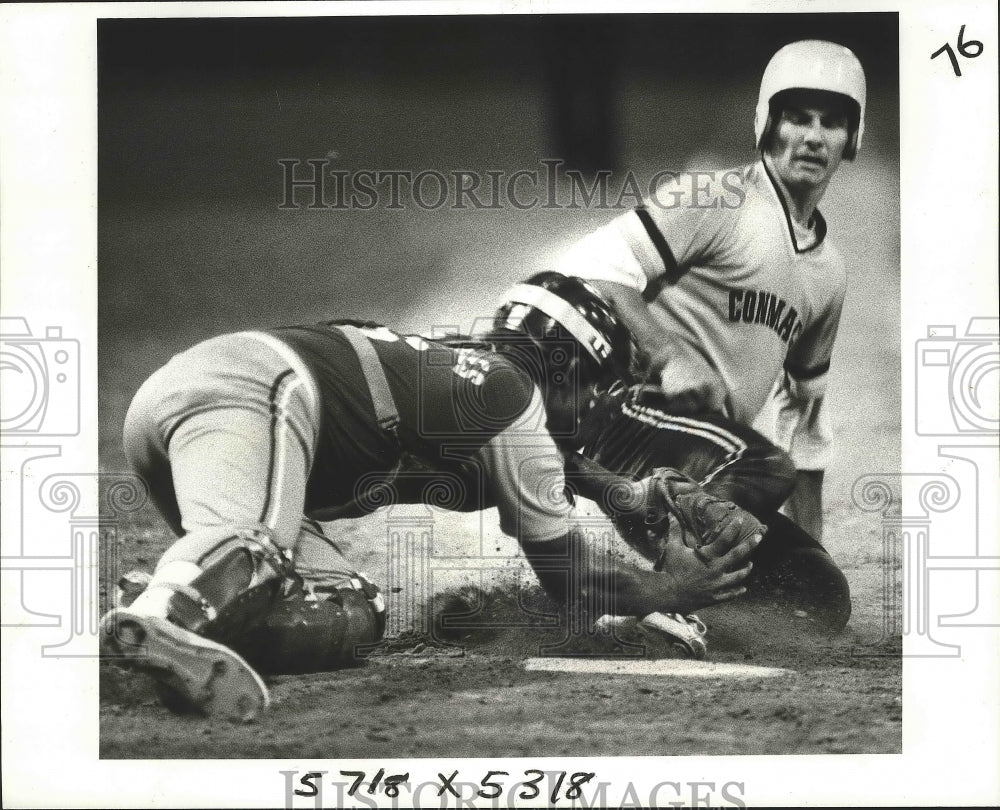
(103, 333, 320, 719)
(101, 526, 287, 721)
(234, 518, 387, 675)
(112, 519, 388, 677)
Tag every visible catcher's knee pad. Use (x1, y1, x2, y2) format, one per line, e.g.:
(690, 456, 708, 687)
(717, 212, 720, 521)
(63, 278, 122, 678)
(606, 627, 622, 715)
(161, 524, 297, 643)
(138, 522, 387, 674)
(234, 519, 386, 674)
(236, 573, 386, 675)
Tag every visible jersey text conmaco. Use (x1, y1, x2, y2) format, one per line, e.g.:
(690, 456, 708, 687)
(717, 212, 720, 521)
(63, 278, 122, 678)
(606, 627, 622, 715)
(728, 288, 803, 344)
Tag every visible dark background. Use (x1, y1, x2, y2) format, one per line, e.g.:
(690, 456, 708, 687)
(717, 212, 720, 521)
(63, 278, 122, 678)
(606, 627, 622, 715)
(100, 14, 897, 200)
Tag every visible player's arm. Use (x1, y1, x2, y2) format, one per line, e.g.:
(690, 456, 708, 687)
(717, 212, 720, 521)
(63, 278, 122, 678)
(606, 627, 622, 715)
(765, 281, 846, 542)
(589, 279, 732, 415)
(557, 177, 736, 416)
(763, 379, 834, 542)
(475, 390, 753, 615)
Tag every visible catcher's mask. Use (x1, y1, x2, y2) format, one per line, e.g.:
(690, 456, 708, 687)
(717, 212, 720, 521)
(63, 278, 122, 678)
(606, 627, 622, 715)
(491, 271, 636, 401)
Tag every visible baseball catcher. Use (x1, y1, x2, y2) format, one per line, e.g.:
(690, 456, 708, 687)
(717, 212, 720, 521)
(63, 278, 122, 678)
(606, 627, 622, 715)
(101, 273, 762, 720)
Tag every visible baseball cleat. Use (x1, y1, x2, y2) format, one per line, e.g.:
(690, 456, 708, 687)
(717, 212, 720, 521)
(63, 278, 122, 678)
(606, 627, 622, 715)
(100, 608, 269, 722)
(639, 611, 708, 660)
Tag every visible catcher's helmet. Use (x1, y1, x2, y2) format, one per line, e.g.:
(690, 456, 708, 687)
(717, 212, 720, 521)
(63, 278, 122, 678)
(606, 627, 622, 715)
(492, 271, 635, 393)
(754, 40, 867, 160)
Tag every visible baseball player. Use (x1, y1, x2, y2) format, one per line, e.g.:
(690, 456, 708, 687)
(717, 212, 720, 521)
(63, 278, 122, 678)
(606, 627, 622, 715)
(558, 40, 866, 546)
(100, 273, 763, 721)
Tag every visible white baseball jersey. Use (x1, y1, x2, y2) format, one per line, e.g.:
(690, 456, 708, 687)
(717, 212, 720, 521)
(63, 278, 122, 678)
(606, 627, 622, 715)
(559, 160, 847, 468)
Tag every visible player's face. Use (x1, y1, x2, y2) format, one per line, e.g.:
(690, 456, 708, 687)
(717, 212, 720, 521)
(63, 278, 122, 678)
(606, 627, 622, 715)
(767, 95, 850, 190)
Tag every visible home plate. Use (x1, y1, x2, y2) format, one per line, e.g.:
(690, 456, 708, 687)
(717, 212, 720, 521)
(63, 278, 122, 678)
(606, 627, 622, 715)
(523, 658, 792, 679)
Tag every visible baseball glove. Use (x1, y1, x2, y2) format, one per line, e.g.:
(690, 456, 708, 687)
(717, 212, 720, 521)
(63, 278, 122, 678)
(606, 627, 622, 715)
(612, 467, 767, 569)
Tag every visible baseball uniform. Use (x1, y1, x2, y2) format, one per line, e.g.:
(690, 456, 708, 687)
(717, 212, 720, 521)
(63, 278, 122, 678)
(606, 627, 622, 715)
(561, 160, 847, 507)
(123, 322, 579, 572)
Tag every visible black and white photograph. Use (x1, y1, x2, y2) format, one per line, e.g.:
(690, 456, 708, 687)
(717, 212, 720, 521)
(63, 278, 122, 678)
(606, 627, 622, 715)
(1, 2, 997, 807)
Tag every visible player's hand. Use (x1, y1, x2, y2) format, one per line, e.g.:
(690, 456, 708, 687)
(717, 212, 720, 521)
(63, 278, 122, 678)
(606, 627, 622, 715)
(652, 348, 732, 416)
(655, 525, 760, 614)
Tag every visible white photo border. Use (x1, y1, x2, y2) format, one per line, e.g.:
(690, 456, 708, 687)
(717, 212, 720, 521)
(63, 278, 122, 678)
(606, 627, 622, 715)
(1, 1, 997, 807)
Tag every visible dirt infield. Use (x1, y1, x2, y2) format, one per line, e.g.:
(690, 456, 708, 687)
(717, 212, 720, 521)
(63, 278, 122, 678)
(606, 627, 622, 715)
(99, 498, 901, 758)
(100, 586, 901, 759)
(100, 650, 900, 760)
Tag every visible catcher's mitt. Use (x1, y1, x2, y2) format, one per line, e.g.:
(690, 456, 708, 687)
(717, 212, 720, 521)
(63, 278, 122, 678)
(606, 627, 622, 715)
(612, 467, 767, 569)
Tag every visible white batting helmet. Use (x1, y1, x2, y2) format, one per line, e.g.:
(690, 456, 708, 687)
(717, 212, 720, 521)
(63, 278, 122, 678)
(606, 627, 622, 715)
(754, 40, 867, 160)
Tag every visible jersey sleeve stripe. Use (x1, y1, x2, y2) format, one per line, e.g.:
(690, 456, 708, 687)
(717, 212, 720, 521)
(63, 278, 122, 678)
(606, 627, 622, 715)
(633, 205, 683, 300)
(784, 359, 831, 381)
